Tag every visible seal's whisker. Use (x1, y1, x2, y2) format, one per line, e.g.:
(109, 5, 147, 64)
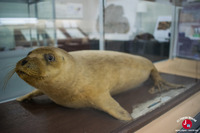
(0, 64, 15, 72)
(2, 68, 16, 91)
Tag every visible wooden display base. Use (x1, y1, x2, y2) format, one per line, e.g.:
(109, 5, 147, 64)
(0, 73, 199, 133)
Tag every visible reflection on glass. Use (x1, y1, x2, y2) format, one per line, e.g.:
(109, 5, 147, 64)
(55, 0, 100, 52)
(176, 1, 200, 60)
(0, 1, 55, 51)
(104, 0, 173, 62)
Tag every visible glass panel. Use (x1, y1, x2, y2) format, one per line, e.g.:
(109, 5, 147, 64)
(55, 0, 100, 52)
(0, 0, 101, 103)
(0, 0, 55, 52)
(176, 1, 200, 60)
(104, 0, 173, 62)
(156, 0, 200, 81)
(0, 0, 55, 103)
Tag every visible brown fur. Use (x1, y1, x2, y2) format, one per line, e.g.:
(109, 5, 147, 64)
(15, 47, 183, 121)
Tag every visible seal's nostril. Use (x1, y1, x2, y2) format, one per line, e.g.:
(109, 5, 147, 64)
(21, 59, 28, 66)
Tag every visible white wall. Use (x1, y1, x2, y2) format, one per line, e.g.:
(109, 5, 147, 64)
(140, 1, 173, 34)
(105, 0, 139, 36)
(0, 1, 173, 36)
(37, 0, 54, 19)
(0, 2, 28, 18)
(55, 0, 173, 39)
(55, 0, 99, 34)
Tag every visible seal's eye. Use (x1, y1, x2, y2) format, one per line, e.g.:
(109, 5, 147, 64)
(44, 54, 55, 62)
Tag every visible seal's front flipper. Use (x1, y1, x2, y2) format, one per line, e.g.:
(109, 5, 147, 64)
(16, 89, 44, 102)
(91, 93, 133, 121)
(149, 80, 184, 94)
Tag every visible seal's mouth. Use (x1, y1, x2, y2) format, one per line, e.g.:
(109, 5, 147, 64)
(16, 70, 45, 80)
(16, 70, 34, 79)
(16, 70, 29, 76)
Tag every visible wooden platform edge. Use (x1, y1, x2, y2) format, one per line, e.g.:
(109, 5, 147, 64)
(111, 82, 200, 133)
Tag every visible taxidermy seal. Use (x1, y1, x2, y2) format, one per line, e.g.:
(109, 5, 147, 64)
(10, 47, 182, 121)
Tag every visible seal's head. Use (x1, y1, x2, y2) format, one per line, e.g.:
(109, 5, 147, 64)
(15, 47, 74, 89)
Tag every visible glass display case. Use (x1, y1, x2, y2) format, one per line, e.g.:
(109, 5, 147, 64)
(0, 0, 199, 132)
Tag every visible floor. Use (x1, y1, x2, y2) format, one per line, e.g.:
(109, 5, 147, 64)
(136, 58, 200, 133)
(154, 57, 200, 79)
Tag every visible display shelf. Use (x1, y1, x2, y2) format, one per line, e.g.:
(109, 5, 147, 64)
(0, 73, 199, 133)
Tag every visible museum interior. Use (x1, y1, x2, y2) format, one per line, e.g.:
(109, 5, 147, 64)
(0, 0, 200, 132)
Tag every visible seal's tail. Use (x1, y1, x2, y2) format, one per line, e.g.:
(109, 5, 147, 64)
(148, 68, 184, 94)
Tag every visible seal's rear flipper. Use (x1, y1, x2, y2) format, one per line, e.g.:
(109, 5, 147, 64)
(149, 68, 184, 94)
(148, 80, 184, 94)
